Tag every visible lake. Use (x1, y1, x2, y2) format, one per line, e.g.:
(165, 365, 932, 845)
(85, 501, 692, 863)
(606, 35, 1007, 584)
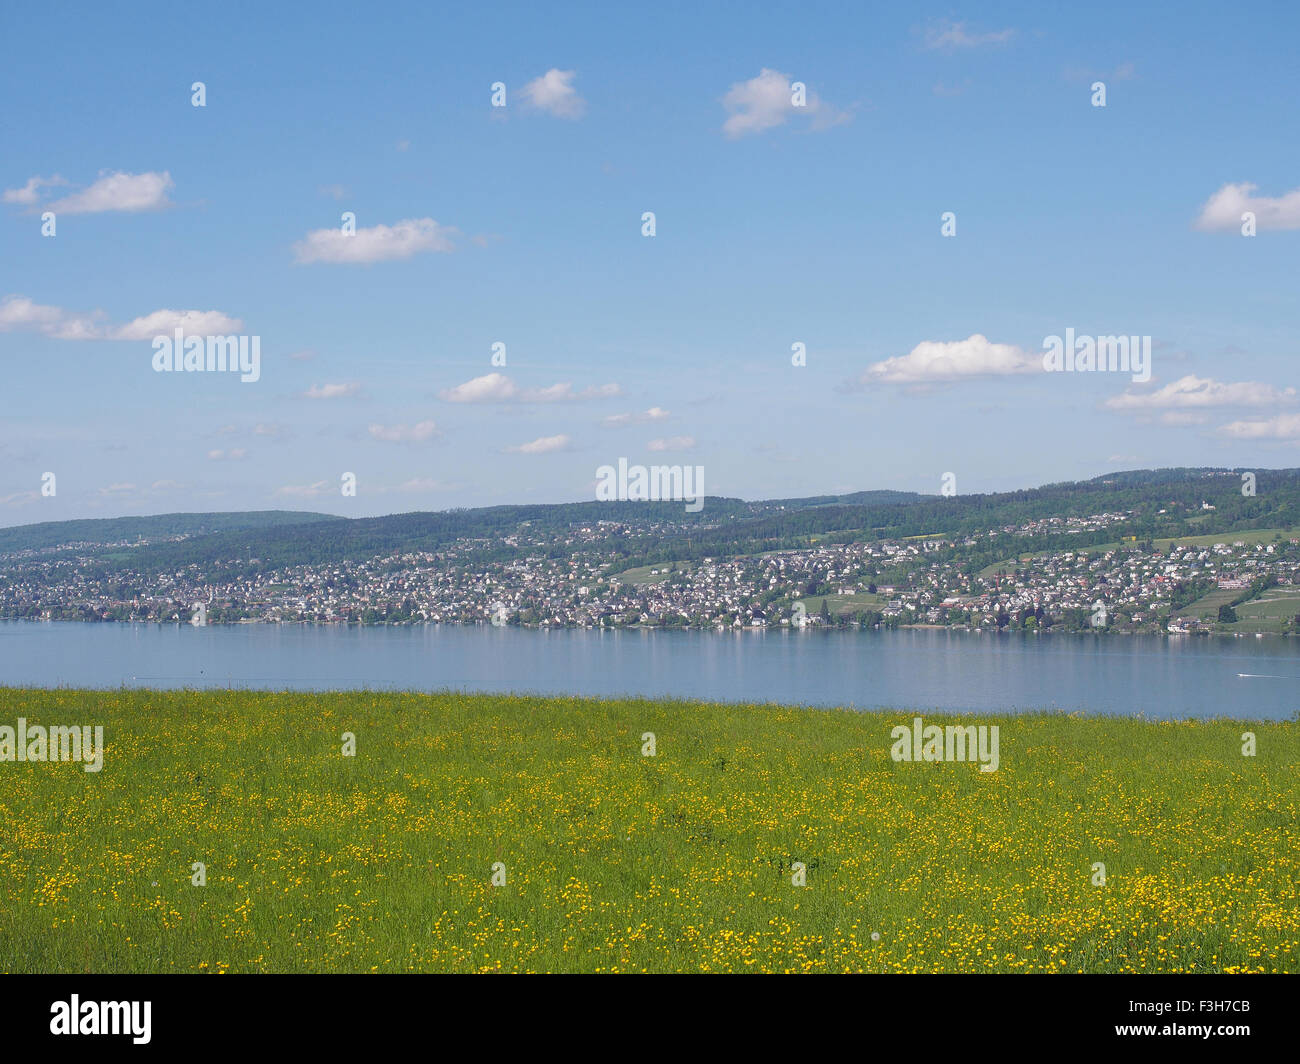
(0, 620, 1296, 719)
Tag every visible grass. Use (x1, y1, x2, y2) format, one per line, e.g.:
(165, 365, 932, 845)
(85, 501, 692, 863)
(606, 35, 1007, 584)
(1179, 588, 1241, 621)
(795, 592, 888, 617)
(0, 688, 1296, 973)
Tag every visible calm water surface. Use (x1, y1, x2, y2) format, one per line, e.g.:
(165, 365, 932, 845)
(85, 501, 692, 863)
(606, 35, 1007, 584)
(1, 620, 1297, 719)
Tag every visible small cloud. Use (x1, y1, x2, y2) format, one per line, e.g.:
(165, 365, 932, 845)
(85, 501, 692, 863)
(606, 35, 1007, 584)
(300, 382, 362, 400)
(521, 69, 585, 119)
(1105, 375, 1296, 411)
(848, 334, 1039, 386)
(3, 174, 67, 206)
(97, 482, 137, 497)
(0, 295, 240, 341)
(647, 435, 695, 452)
(293, 217, 457, 264)
(367, 420, 440, 443)
(1194, 182, 1300, 232)
(109, 308, 243, 340)
(318, 184, 347, 200)
(721, 68, 850, 138)
(207, 448, 248, 461)
(275, 480, 332, 498)
(1218, 413, 1300, 440)
(603, 406, 670, 427)
(46, 170, 174, 214)
(438, 372, 619, 403)
(921, 18, 1015, 51)
(506, 433, 572, 454)
(253, 422, 290, 438)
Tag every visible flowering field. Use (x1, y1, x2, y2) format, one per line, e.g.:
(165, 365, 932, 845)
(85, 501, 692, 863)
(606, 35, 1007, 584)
(0, 688, 1295, 973)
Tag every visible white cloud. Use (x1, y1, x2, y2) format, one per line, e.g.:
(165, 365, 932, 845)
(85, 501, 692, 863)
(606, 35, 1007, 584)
(301, 382, 362, 400)
(438, 372, 620, 403)
(109, 308, 244, 340)
(603, 406, 670, 427)
(367, 420, 440, 443)
(922, 19, 1015, 51)
(1195, 182, 1300, 232)
(721, 68, 849, 138)
(520, 69, 585, 118)
(3, 174, 67, 205)
(0, 295, 240, 341)
(293, 217, 457, 264)
(506, 433, 572, 454)
(1105, 375, 1296, 411)
(853, 334, 1039, 385)
(275, 480, 332, 497)
(1218, 413, 1300, 440)
(46, 171, 174, 214)
(207, 448, 248, 461)
(647, 435, 695, 452)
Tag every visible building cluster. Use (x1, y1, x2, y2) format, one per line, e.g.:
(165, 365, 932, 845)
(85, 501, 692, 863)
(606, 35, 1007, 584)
(2, 512, 1297, 635)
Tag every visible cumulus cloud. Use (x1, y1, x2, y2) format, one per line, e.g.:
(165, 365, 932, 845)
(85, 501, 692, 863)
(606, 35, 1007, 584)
(850, 334, 1039, 385)
(438, 372, 620, 403)
(367, 420, 440, 443)
(46, 171, 174, 214)
(110, 308, 244, 340)
(1105, 375, 1296, 411)
(647, 435, 696, 452)
(506, 433, 572, 454)
(300, 382, 362, 400)
(3, 174, 67, 205)
(207, 448, 248, 461)
(0, 295, 241, 341)
(1194, 182, 1300, 232)
(603, 406, 670, 427)
(520, 69, 585, 118)
(721, 68, 849, 138)
(1218, 413, 1300, 440)
(921, 18, 1015, 51)
(293, 217, 457, 264)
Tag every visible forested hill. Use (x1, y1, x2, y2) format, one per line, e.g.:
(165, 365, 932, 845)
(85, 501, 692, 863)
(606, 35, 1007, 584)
(2, 469, 1297, 577)
(0, 510, 337, 555)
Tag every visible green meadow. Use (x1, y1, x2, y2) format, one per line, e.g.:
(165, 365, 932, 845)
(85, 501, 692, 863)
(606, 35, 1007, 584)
(0, 688, 1295, 973)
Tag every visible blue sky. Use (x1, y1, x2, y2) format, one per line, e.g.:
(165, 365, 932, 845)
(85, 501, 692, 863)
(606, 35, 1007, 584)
(2, 1, 1298, 522)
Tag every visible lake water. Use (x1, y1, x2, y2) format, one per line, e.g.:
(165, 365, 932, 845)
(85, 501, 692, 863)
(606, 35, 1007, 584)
(0, 620, 1296, 720)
